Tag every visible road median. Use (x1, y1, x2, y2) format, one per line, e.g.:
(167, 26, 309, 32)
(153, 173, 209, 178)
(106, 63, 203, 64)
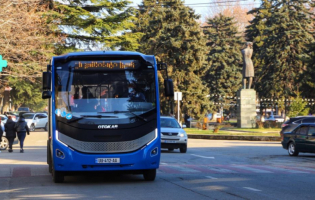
(188, 134, 281, 141)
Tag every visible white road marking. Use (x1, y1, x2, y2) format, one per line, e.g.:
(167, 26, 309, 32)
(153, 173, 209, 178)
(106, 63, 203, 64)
(206, 167, 236, 173)
(206, 176, 218, 179)
(160, 163, 167, 165)
(232, 165, 273, 173)
(243, 187, 261, 192)
(262, 166, 309, 174)
(190, 154, 215, 159)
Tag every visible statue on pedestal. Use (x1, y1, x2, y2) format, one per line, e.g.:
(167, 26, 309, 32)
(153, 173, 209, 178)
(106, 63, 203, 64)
(241, 42, 254, 89)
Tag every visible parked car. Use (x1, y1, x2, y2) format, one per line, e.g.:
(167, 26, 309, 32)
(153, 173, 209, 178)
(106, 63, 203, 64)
(281, 116, 315, 134)
(0, 114, 8, 124)
(5, 111, 18, 121)
(0, 121, 18, 150)
(22, 113, 48, 131)
(18, 107, 30, 112)
(160, 116, 187, 153)
(281, 123, 315, 156)
(265, 115, 285, 123)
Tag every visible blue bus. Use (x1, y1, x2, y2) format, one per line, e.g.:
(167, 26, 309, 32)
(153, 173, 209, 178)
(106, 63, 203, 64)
(42, 51, 173, 183)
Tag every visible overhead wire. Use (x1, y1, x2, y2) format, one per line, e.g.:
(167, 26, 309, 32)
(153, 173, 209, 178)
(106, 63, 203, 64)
(74, 0, 260, 8)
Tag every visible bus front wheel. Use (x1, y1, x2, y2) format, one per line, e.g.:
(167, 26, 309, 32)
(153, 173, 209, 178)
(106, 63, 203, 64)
(143, 169, 156, 181)
(52, 169, 64, 183)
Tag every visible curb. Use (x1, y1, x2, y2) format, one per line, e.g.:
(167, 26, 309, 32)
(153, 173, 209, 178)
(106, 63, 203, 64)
(188, 134, 281, 141)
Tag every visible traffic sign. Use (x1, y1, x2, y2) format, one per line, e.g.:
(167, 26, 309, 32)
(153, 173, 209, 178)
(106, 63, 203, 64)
(174, 92, 182, 101)
(0, 55, 7, 72)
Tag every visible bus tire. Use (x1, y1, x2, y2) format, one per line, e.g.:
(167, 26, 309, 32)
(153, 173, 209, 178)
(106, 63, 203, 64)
(47, 140, 52, 173)
(52, 169, 64, 183)
(143, 169, 156, 181)
(45, 123, 48, 131)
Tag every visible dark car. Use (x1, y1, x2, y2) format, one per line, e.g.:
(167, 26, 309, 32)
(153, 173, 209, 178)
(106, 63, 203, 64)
(281, 123, 315, 156)
(280, 116, 315, 134)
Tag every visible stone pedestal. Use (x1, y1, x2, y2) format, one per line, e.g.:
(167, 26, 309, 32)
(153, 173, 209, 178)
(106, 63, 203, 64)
(237, 89, 256, 128)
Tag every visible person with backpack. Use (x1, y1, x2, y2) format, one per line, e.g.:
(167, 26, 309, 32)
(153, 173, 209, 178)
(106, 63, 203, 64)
(5, 116, 16, 152)
(14, 115, 30, 153)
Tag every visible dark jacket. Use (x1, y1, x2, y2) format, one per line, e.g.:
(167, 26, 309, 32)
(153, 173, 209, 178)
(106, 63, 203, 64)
(5, 119, 16, 138)
(14, 117, 30, 135)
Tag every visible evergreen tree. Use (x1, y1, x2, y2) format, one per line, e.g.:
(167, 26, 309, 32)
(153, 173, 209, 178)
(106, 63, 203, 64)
(134, 0, 211, 119)
(300, 42, 315, 99)
(46, 0, 140, 53)
(245, 0, 273, 97)
(203, 14, 243, 110)
(246, 0, 314, 99)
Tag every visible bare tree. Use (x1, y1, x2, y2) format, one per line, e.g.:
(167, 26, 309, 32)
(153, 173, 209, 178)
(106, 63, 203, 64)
(0, 0, 62, 81)
(0, 0, 63, 112)
(204, 0, 257, 33)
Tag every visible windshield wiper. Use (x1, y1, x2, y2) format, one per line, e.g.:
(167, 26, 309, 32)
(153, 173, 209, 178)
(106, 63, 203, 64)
(98, 111, 147, 122)
(128, 111, 147, 122)
(67, 115, 118, 124)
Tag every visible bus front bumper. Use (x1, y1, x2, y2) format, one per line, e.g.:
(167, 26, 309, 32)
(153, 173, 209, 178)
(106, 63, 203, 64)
(53, 139, 160, 172)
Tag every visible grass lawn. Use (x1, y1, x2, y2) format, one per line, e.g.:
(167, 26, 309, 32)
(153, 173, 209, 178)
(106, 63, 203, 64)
(185, 128, 280, 136)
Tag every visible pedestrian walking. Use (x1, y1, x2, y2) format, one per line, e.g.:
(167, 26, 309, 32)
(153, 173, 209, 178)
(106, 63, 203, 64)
(14, 115, 30, 153)
(0, 118, 3, 153)
(5, 116, 16, 153)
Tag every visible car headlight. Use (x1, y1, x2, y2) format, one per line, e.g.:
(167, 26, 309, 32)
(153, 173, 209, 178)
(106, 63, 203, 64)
(179, 131, 186, 137)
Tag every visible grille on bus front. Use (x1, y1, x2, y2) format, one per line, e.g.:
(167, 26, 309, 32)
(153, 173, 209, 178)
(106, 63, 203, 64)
(58, 130, 156, 153)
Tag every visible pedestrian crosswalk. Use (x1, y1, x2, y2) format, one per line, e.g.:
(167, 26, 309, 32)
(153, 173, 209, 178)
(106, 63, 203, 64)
(158, 164, 314, 174)
(0, 164, 315, 179)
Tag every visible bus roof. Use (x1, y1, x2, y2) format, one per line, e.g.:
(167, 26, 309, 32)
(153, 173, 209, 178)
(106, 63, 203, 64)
(52, 51, 154, 64)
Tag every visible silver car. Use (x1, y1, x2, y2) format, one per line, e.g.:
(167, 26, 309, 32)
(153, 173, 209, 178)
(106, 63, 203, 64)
(160, 116, 188, 153)
(22, 113, 48, 131)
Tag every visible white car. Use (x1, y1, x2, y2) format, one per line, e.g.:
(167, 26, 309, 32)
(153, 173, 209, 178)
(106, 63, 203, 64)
(265, 115, 285, 123)
(0, 115, 8, 124)
(160, 116, 188, 153)
(22, 113, 48, 131)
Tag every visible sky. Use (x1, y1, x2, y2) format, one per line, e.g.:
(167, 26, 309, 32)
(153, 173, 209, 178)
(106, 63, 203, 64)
(131, 0, 260, 20)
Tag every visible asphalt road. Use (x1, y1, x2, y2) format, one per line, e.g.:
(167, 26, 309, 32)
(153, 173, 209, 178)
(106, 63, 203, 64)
(1, 131, 315, 200)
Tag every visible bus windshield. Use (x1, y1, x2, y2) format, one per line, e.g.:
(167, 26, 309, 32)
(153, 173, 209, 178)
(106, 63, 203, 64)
(54, 60, 156, 124)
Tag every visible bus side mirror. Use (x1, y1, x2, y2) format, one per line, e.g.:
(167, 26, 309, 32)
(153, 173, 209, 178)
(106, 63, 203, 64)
(164, 79, 174, 97)
(42, 91, 51, 99)
(43, 72, 51, 90)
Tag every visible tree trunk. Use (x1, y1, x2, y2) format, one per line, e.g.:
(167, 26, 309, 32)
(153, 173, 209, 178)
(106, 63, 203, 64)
(2, 90, 10, 113)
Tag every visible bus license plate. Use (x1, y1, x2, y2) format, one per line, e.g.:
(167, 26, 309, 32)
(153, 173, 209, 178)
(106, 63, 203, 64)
(163, 140, 177, 143)
(95, 158, 120, 163)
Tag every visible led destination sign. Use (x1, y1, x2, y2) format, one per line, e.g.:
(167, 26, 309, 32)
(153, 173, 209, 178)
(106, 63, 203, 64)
(74, 60, 140, 70)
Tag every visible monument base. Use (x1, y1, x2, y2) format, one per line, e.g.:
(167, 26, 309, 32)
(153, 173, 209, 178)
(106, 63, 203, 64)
(237, 89, 256, 128)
